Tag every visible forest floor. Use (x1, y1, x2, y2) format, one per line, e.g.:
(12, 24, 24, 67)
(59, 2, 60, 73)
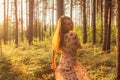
(0, 41, 116, 80)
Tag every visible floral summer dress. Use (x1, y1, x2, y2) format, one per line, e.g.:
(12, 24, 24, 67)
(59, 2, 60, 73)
(55, 32, 90, 80)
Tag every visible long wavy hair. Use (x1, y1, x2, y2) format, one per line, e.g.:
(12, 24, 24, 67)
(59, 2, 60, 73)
(52, 16, 73, 52)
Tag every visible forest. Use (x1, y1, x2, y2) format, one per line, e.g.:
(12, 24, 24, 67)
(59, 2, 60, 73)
(0, 0, 120, 80)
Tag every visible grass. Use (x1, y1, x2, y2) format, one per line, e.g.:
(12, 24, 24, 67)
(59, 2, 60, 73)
(0, 40, 116, 80)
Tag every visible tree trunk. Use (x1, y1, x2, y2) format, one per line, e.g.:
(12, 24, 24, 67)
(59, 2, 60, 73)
(102, 0, 109, 51)
(100, 0, 103, 43)
(96, 0, 99, 13)
(7, 0, 9, 41)
(52, 0, 54, 32)
(39, 1, 41, 41)
(29, 0, 34, 45)
(41, 1, 43, 41)
(21, 0, 24, 42)
(26, 0, 29, 40)
(70, 0, 73, 18)
(4, 0, 8, 44)
(34, 2, 38, 38)
(57, 0, 64, 21)
(83, 0, 87, 44)
(102, 0, 112, 52)
(92, 0, 96, 45)
(42, 1, 46, 41)
(49, 3, 52, 36)
(14, 0, 18, 46)
(106, 0, 112, 52)
(117, 0, 120, 79)
(80, 0, 83, 26)
(43, 2, 47, 39)
(89, 0, 91, 26)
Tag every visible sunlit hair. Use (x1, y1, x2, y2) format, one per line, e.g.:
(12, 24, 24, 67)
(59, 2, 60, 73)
(52, 16, 73, 52)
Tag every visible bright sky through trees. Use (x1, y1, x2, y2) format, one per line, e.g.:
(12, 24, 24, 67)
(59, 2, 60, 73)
(0, 0, 93, 27)
(0, 0, 26, 23)
(0, 1, 4, 22)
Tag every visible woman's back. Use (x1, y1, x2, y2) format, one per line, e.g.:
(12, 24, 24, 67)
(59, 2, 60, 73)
(60, 32, 80, 66)
(62, 32, 80, 53)
(55, 32, 90, 80)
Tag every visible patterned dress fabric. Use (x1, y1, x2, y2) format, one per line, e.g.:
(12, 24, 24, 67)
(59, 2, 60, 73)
(55, 32, 90, 80)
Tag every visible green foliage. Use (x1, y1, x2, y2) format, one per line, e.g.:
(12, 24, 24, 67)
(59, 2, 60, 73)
(74, 13, 117, 44)
(111, 25, 117, 44)
(74, 26, 83, 42)
(77, 44, 116, 80)
(0, 38, 116, 80)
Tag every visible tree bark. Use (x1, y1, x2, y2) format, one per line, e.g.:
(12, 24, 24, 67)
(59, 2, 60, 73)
(14, 0, 18, 46)
(7, 0, 9, 42)
(100, 0, 103, 43)
(26, 0, 29, 40)
(106, 0, 112, 52)
(70, 0, 73, 18)
(57, 0, 64, 21)
(42, 1, 47, 41)
(21, 0, 24, 42)
(34, 1, 38, 38)
(39, 1, 41, 41)
(29, 0, 34, 45)
(52, 0, 54, 32)
(102, 0, 112, 52)
(4, 0, 8, 44)
(92, 0, 96, 45)
(83, 0, 87, 43)
(117, 0, 120, 79)
(102, 0, 109, 51)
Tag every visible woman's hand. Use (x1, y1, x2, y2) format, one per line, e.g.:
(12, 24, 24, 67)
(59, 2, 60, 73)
(51, 63, 56, 71)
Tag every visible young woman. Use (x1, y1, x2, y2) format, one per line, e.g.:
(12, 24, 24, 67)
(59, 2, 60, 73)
(51, 16, 90, 80)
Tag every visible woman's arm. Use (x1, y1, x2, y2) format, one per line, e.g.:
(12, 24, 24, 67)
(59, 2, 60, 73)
(51, 50, 56, 70)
